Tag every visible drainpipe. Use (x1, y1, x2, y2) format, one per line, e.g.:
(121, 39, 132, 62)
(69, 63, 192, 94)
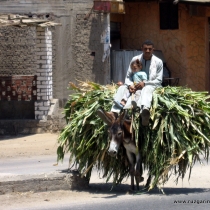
(102, 13, 110, 63)
(101, 13, 111, 83)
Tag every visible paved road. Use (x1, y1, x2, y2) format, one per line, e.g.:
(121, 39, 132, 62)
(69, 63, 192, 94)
(1, 156, 210, 210)
(11, 181, 210, 210)
(0, 155, 68, 176)
(0, 134, 210, 210)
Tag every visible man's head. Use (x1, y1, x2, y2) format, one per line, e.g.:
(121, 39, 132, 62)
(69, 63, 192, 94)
(141, 40, 154, 60)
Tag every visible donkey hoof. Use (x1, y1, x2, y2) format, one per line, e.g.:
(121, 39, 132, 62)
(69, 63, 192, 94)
(140, 176, 144, 182)
(135, 174, 144, 183)
(127, 188, 135, 194)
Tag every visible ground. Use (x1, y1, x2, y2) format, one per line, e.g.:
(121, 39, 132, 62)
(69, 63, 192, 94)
(0, 133, 58, 158)
(0, 133, 210, 210)
(0, 133, 131, 210)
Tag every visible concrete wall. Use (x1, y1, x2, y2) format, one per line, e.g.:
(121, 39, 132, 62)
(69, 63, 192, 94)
(0, 26, 54, 120)
(0, 27, 37, 75)
(111, 2, 210, 92)
(0, 0, 110, 108)
(0, 0, 109, 134)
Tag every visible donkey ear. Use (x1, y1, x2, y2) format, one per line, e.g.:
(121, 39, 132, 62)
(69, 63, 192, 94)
(118, 110, 127, 124)
(96, 109, 114, 126)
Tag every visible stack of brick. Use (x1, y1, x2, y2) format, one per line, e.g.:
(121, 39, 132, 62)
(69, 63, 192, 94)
(35, 27, 53, 120)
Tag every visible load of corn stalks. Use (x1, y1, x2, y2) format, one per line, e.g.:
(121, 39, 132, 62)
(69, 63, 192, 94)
(57, 81, 210, 191)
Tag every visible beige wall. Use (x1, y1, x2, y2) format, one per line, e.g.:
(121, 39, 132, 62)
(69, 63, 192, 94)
(111, 2, 210, 91)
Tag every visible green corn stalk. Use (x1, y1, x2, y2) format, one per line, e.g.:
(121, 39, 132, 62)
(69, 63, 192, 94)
(57, 82, 210, 191)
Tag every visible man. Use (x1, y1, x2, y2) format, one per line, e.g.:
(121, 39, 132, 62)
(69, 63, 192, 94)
(111, 40, 163, 126)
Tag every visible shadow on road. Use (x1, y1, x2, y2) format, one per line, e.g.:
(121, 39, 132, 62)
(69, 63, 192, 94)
(77, 182, 210, 199)
(59, 168, 210, 198)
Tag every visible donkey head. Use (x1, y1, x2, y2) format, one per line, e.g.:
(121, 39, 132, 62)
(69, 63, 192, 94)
(97, 109, 131, 157)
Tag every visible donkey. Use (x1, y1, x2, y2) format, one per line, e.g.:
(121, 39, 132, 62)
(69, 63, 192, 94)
(97, 108, 144, 191)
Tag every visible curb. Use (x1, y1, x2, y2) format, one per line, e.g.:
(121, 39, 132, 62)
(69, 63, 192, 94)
(0, 170, 89, 195)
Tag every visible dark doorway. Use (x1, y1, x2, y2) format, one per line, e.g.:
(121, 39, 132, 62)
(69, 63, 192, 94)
(0, 101, 35, 119)
(110, 21, 121, 50)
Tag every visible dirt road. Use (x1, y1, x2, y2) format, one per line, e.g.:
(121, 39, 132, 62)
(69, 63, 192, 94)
(0, 133, 59, 159)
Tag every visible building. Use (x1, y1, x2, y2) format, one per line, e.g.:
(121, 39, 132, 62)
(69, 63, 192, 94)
(0, 0, 209, 134)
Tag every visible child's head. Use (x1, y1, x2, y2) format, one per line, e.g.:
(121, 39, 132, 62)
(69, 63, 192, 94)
(130, 59, 142, 73)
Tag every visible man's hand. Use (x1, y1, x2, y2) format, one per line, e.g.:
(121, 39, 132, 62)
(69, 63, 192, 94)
(135, 82, 145, 90)
(129, 85, 136, 93)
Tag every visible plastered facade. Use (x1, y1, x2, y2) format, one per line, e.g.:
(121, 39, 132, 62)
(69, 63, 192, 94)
(112, 2, 210, 92)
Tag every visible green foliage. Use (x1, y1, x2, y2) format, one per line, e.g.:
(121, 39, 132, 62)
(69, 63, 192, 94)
(58, 81, 129, 184)
(143, 86, 210, 190)
(57, 82, 210, 190)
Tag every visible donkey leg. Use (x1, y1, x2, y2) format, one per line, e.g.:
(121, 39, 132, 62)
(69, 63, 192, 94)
(135, 153, 140, 191)
(135, 174, 139, 191)
(126, 151, 135, 191)
(130, 173, 135, 191)
(134, 152, 144, 191)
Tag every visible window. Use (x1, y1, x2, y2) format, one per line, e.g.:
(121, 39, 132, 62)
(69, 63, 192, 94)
(159, 2, 179, 30)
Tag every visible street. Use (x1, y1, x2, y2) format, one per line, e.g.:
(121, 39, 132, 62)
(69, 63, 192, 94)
(1, 159, 210, 210)
(3, 181, 210, 210)
(0, 134, 210, 210)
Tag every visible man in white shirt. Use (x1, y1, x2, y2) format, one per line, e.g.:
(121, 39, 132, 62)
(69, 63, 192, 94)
(111, 40, 163, 126)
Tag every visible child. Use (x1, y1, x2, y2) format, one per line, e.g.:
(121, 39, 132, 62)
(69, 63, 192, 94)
(114, 59, 147, 109)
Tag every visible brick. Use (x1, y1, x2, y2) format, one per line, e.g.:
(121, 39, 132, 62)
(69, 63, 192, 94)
(36, 115, 45, 120)
(39, 107, 50, 111)
(35, 101, 44, 106)
(37, 85, 48, 89)
(45, 31, 52, 36)
(41, 65, 52, 69)
(46, 60, 52, 65)
(44, 101, 51, 106)
(35, 111, 44, 115)
(40, 73, 49, 77)
(37, 76, 47, 81)
(39, 48, 52, 52)
(36, 36, 46, 40)
(39, 92, 48, 96)
(36, 27, 45, 32)
(36, 52, 48, 56)
(37, 60, 47, 64)
(41, 40, 52, 44)
(36, 69, 48, 73)
(41, 89, 48, 92)
(41, 81, 49, 85)
(36, 43, 47, 48)
(36, 31, 43, 37)
(41, 56, 52, 60)
(41, 96, 49, 100)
